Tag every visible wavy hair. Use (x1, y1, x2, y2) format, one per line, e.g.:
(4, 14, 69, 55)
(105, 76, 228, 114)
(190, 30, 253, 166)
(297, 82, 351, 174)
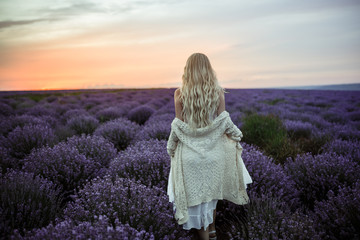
(180, 53, 224, 129)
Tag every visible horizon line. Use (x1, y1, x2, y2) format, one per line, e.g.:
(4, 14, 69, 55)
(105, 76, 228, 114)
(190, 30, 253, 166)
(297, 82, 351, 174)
(0, 82, 359, 92)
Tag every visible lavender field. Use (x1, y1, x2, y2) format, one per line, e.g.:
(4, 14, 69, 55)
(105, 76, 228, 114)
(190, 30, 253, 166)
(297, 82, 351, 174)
(0, 88, 359, 240)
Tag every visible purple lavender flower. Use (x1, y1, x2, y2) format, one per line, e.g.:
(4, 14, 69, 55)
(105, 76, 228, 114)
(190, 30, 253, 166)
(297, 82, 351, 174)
(21, 142, 102, 200)
(146, 98, 170, 110)
(229, 111, 244, 127)
(65, 134, 118, 167)
(0, 145, 19, 173)
(62, 109, 90, 122)
(0, 114, 49, 137)
(327, 123, 360, 141)
(241, 143, 300, 209)
(0, 169, 63, 239)
(66, 114, 99, 135)
(0, 102, 14, 116)
(3, 123, 56, 159)
(10, 215, 155, 240)
(138, 121, 171, 141)
(348, 110, 360, 122)
(321, 108, 348, 124)
(284, 119, 314, 139)
(155, 102, 175, 115)
(146, 113, 174, 125)
(127, 105, 155, 125)
(312, 181, 360, 240)
(62, 174, 190, 239)
(24, 105, 58, 117)
(107, 139, 170, 190)
(321, 138, 360, 163)
(94, 118, 140, 151)
(284, 152, 360, 210)
(95, 106, 127, 123)
(224, 194, 321, 240)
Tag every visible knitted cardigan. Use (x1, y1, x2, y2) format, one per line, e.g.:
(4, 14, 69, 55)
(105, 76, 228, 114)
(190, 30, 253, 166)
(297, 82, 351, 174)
(167, 110, 250, 225)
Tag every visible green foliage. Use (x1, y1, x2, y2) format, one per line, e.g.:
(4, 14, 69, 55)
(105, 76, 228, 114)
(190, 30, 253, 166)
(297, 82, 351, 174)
(289, 134, 331, 156)
(305, 102, 332, 108)
(262, 98, 286, 105)
(5, 93, 62, 102)
(241, 113, 298, 165)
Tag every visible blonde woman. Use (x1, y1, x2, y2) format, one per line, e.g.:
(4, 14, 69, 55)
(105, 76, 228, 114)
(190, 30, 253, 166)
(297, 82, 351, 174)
(167, 53, 252, 240)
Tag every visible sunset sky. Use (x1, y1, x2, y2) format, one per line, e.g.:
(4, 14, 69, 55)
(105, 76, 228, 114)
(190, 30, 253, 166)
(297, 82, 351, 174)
(0, 0, 359, 91)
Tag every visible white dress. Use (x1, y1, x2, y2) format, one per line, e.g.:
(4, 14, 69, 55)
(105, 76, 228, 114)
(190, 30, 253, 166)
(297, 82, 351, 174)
(167, 154, 253, 230)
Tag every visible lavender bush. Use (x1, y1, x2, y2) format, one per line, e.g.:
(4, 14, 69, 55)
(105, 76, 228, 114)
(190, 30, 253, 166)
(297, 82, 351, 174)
(21, 142, 102, 203)
(62, 174, 190, 239)
(146, 113, 174, 125)
(321, 138, 360, 163)
(241, 143, 300, 209)
(94, 118, 140, 151)
(95, 106, 126, 123)
(138, 121, 171, 141)
(155, 102, 175, 115)
(66, 114, 99, 135)
(24, 105, 58, 117)
(0, 102, 14, 116)
(0, 116, 13, 137)
(146, 98, 170, 110)
(138, 113, 174, 141)
(321, 108, 348, 124)
(2, 123, 56, 159)
(62, 109, 90, 123)
(0, 145, 15, 173)
(224, 194, 321, 240)
(0, 169, 63, 239)
(284, 152, 360, 210)
(65, 134, 118, 167)
(53, 124, 76, 143)
(0, 114, 49, 137)
(284, 119, 314, 140)
(328, 123, 360, 141)
(108, 139, 170, 190)
(348, 110, 360, 121)
(312, 181, 360, 240)
(10, 215, 155, 240)
(128, 105, 155, 125)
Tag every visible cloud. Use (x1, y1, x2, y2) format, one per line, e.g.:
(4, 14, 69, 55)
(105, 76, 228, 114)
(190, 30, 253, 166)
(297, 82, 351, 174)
(36, 2, 102, 18)
(35, 0, 187, 19)
(0, 19, 48, 29)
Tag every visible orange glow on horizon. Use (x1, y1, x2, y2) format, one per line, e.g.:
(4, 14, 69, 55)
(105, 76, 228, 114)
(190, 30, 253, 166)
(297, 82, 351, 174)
(0, 43, 188, 91)
(0, 38, 241, 91)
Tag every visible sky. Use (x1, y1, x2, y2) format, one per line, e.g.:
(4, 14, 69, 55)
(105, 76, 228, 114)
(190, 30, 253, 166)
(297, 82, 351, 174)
(0, 0, 359, 91)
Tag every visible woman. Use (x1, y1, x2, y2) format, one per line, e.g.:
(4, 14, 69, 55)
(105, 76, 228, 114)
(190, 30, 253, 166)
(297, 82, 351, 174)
(167, 53, 252, 240)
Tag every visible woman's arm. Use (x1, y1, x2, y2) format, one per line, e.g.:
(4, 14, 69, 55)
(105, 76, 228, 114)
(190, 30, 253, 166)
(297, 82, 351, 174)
(174, 88, 184, 121)
(167, 88, 182, 158)
(217, 89, 225, 115)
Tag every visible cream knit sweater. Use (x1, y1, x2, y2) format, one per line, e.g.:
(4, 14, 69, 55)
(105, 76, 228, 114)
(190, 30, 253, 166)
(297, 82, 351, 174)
(167, 110, 250, 225)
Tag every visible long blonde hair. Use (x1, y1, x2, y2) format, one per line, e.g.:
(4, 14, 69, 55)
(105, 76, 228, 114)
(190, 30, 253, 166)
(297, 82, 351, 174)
(180, 53, 224, 129)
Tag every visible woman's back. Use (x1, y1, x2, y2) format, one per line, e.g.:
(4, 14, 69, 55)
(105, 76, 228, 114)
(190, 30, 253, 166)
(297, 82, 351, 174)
(174, 87, 225, 125)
